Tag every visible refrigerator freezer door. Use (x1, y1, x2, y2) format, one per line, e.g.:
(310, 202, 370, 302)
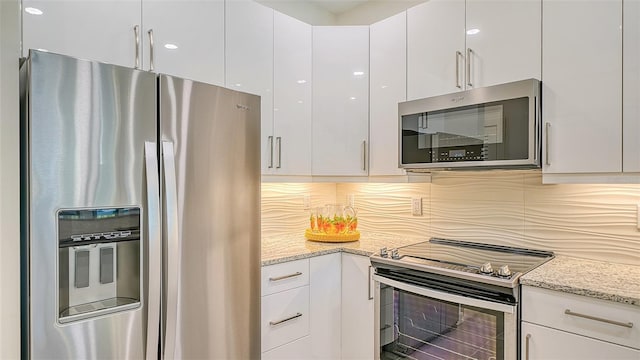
(159, 75, 261, 359)
(22, 51, 157, 359)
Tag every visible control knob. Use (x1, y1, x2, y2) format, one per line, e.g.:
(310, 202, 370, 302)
(497, 265, 512, 277)
(391, 249, 400, 260)
(379, 247, 388, 258)
(479, 262, 493, 274)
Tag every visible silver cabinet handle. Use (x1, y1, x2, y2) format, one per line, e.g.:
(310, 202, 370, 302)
(545, 122, 551, 166)
(162, 141, 181, 359)
(368, 266, 373, 300)
(466, 48, 473, 87)
(269, 272, 302, 281)
(275, 136, 281, 169)
(134, 25, 140, 69)
(564, 309, 634, 328)
(148, 29, 155, 72)
(455, 51, 463, 89)
(362, 140, 367, 171)
(269, 312, 302, 326)
(525, 334, 531, 360)
(144, 142, 161, 360)
(267, 136, 273, 168)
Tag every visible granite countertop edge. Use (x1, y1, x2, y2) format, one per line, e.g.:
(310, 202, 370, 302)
(263, 235, 640, 307)
(520, 255, 640, 307)
(261, 247, 375, 266)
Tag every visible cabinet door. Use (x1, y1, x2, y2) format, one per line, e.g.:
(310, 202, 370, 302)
(465, 0, 541, 88)
(312, 26, 369, 176)
(225, 1, 274, 174)
(142, 0, 224, 86)
(341, 254, 374, 360)
(542, 0, 622, 174)
(309, 254, 341, 359)
(522, 322, 640, 360)
(369, 12, 407, 176)
(22, 0, 141, 68)
(273, 12, 312, 176)
(623, 0, 640, 172)
(407, 0, 464, 100)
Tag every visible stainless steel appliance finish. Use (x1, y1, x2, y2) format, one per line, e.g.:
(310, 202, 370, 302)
(371, 238, 553, 360)
(20, 51, 261, 359)
(399, 78, 541, 170)
(159, 75, 261, 359)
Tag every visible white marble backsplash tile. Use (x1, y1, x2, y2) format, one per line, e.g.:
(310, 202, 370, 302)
(261, 171, 640, 265)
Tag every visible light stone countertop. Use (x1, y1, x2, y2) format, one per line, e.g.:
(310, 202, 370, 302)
(520, 255, 640, 307)
(261, 232, 424, 266)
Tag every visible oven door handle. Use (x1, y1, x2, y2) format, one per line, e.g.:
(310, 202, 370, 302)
(373, 274, 516, 314)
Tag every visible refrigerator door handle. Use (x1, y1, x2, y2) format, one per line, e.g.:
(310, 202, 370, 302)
(144, 142, 161, 360)
(162, 141, 181, 359)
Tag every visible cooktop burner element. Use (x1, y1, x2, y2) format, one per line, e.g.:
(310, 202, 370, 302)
(371, 237, 554, 289)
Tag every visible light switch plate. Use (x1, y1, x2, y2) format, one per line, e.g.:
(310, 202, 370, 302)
(412, 197, 422, 216)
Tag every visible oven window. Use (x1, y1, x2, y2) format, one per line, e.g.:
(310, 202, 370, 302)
(380, 287, 505, 360)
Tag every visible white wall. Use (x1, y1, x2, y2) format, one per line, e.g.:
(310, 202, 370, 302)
(0, 0, 21, 357)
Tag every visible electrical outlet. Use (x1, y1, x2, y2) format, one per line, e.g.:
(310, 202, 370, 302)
(303, 195, 311, 210)
(347, 194, 355, 207)
(412, 197, 422, 216)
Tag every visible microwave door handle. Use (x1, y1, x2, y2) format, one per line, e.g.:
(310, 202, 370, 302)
(466, 48, 473, 87)
(162, 141, 181, 359)
(455, 51, 463, 89)
(144, 142, 161, 360)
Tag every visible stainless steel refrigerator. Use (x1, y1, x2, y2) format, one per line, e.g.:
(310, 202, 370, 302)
(20, 50, 261, 359)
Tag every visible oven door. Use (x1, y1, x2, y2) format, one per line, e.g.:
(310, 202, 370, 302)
(373, 274, 517, 360)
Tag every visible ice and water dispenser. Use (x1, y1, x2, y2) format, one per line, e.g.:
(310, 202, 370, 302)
(57, 207, 141, 323)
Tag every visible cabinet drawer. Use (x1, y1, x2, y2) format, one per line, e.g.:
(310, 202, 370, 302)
(261, 335, 312, 360)
(522, 322, 640, 360)
(261, 286, 310, 352)
(522, 286, 639, 349)
(262, 259, 309, 295)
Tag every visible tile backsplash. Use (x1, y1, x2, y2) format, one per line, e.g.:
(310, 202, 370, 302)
(262, 171, 640, 265)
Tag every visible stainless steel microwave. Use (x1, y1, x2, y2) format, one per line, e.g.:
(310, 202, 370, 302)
(399, 79, 541, 170)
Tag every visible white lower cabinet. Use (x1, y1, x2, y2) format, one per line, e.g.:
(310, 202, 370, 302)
(521, 286, 640, 359)
(309, 253, 342, 359)
(522, 322, 640, 360)
(262, 336, 312, 360)
(261, 254, 341, 359)
(341, 253, 375, 359)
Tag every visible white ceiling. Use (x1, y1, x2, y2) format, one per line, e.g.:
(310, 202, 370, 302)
(257, 0, 427, 25)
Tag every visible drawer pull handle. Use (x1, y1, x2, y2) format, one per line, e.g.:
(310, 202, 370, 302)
(269, 272, 302, 282)
(269, 312, 302, 326)
(564, 309, 634, 328)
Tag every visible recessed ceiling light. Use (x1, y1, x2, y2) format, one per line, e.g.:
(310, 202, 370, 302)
(353, 71, 365, 76)
(350, 97, 356, 100)
(466, 28, 480, 35)
(297, 80, 307, 84)
(164, 43, 178, 50)
(25, 7, 43, 15)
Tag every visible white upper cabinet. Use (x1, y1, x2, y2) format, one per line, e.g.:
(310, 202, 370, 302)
(225, 0, 274, 174)
(623, 0, 640, 173)
(312, 26, 369, 176)
(542, 0, 622, 175)
(465, 0, 541, 88)
(369, 12, 407, 176)
(22, 0, 141, 68)
(407, 0, 465, 100)
(407, 0, 541, 100)
(272, 12, 312, 176)
(142, 0, 225, 86)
